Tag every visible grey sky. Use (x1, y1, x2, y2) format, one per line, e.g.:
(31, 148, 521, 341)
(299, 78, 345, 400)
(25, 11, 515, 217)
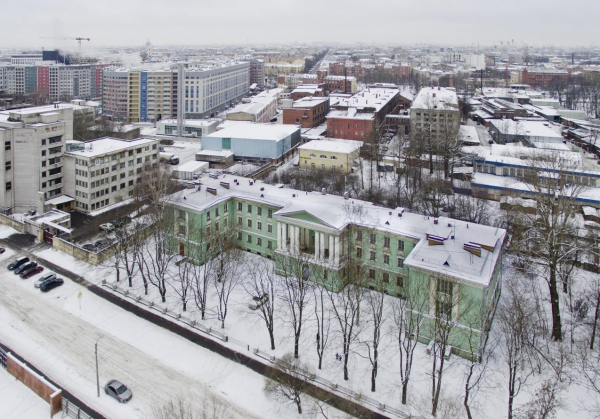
(2, 0, 598, 50)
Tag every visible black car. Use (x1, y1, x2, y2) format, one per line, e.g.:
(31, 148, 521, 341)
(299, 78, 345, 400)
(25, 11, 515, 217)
(40, 277, 64, 292)
(0, 247, 5, 254)
(8, 256, 29, 270)
(14, 261, 36, 275)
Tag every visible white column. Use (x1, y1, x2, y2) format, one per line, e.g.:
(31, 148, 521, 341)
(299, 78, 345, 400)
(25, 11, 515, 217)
(289, 224, 296, 254)
(329, 235, 334, 262)
(315, 231, 320, 259)
(333, 236, 340, 265)
(294, 226, 301, 254)
(277, 222, 283, 249)
(320, 233, 325, 259)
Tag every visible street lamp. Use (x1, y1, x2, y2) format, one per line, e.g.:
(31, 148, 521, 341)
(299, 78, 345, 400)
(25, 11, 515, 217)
(95, 336, 104, 397)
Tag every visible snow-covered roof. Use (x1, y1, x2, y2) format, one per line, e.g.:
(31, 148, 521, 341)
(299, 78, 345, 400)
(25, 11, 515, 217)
(158, 119, 218, 128)
(411, 87, 458, 110)
(65, 137, 156, 158)
(204, 124, 299, 141)
(488, 120, 563, 139)
(459, 126, 480, 144)
(331, 87, 399, 113)
(298, 139, 362, 154)
(175, 161, 209, 172)
(167, 176, 505, 286)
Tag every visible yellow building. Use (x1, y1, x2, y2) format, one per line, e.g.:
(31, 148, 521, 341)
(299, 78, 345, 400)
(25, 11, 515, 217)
(127, 71, 141, 122)
(298, 139, 362, 174)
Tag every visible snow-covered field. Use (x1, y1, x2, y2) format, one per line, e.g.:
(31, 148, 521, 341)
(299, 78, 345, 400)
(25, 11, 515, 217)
(0, 227, 348, 419)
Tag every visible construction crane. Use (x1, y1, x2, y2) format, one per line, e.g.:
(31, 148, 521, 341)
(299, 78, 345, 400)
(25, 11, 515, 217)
(39, 37, 90, 63)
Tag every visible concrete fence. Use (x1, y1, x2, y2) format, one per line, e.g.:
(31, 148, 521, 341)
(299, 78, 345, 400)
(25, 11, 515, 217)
(0, 213, 25, 233)
(52, 237, 115, 266)
(6, 353, 62, 417)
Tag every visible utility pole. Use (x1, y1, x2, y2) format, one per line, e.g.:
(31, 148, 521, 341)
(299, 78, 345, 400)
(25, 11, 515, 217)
(95, 336, 104, 397)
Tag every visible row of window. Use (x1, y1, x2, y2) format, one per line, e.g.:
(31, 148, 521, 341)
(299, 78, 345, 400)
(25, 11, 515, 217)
(356, 247, 404, 267)
(237, 202, 273, 218)
(237, 232, 274, 249)
(357, 230, 406, 251)
(308, 153, 338, 160)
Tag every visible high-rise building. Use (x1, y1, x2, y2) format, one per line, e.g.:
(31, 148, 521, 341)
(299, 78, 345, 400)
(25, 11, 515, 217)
(102, 62, 250, 122)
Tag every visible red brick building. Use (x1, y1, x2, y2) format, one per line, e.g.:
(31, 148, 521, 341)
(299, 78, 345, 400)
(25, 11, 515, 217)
(283, 97, 330, 128)
(522, 68, 569, 88)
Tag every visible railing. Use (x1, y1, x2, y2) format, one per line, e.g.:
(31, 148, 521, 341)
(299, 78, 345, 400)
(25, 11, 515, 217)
(103, 280, 413, 418)
(62, 398, 93, 419)
(0, 346, 6, 369)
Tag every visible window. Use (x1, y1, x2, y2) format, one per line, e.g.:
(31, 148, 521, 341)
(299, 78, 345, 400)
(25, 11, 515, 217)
(384, 254, 390, 265)
(120, 183, 125, 189)
(224, 204, 228, 213)
(370, 233, 376, 244)
(41, 139, 46, 146)
(397, 258, 404, 268)
(247, 235, 252, 243)
(238, 202, 242, 211)
(356, 247, 362, 258)
(267, 224, 272, 233)
(247, 219, 252, 228)
(398, 240, 405, 251)
(257, 207, 262, 216)
(257, 221, 262, 230)
(357, 230, 362, 241)
(4, 141, 10, 151)
(207, 212, 211, 221)
(330, 156, 337, 160)
(437, 279, 454, 318)
(369, 269, 375, 279)
(267, 241, 273, 249)
(384, 236, 390, 248)
(247, 204, 252, 213)
(215, 207, 220, 216)
(396, 276, 404, 287)
(5, 161, 10, 171)
(320, 154, 327, 158)
(257, 238, 262, 246)
(238, 216, 242, 225)
(237, 232, 242, 240)
(5, 182, 11, 191)
(268, 209, 273, 218)
(370, 251, 376, 261)
(383, 273, 389, 283)
(178, 224, 186, 236)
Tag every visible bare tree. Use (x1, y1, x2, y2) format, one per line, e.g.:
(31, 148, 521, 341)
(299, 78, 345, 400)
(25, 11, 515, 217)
(313, 282, 332, 370)
(244, 256, 277, 350)
(264, 353, 312, 414)
(327, 274, 363, 381)
(277, 252, 316, 359)
(149, 394, 233, 419)
(392, 279, 429, 405)
(360, 286, 386, 392)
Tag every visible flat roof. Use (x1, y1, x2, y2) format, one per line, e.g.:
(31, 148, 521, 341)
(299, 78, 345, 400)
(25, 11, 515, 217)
(298, 139, 362, 153)
(411, 87, 458, 110)
(204, 124, 299, 141)
(65, 137, 156, 158)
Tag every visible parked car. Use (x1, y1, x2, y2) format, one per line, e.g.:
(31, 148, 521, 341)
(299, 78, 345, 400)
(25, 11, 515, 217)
(20, 266, 44, 279)
(0, 247, 5, 254)
(83, 243, 97, 251)
(40, 277, 64, 292)
(14, 261, 36, 275)
(104, 380, 133, 403)
(34, 272, 56, 288)
(99, 223, 115, 232)
(111, 217, 130, 228)
(7, 256, 29, 270)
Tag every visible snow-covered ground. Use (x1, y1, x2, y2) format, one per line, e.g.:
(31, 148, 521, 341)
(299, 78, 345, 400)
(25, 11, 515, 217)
(0, 227, 347, 419)
(0, 367, 61, 419)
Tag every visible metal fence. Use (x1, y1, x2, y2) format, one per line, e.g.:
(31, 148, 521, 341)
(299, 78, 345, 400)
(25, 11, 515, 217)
(62, 398, 93, 419)
(103, 280, 413, 418)
(0, 346, 6, 369)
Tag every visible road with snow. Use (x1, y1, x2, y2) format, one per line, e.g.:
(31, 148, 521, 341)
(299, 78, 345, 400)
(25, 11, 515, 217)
(0, 245, 274, 419)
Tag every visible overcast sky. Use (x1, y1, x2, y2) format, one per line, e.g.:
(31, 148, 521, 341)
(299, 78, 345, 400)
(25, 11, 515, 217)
(2, 0, 598, 50)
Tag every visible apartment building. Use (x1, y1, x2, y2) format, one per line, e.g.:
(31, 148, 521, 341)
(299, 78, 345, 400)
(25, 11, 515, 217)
(166, 176, 506, 358)
(0, 105, 73, 213)
(410, 87, 460, 143)
(10, 54, 43, 65)
(247, 59, 265, 87)
(102, 62, 250, 122)
(63, 137, 159, 212)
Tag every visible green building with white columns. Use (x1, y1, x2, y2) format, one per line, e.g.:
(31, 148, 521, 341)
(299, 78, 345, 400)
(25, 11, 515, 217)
(166, 175, 506, 359)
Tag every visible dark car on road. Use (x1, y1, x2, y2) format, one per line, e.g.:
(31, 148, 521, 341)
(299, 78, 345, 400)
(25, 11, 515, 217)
(104, 380, 133, 403)
(14, 261, 36, 275)
(7, 256, 29, 270)
(40, 277, 64, 292)
(20, 266, 44, 279)
(0, 247, 5, 254)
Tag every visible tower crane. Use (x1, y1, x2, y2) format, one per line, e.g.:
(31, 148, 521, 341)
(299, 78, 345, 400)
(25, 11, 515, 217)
(39, 37, 91, 63)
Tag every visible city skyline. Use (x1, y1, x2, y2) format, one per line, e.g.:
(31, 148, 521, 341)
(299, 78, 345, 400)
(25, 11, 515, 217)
(1, 0, 599, 50)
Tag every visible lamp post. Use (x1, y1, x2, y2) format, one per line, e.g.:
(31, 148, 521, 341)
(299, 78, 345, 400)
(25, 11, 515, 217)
(95, 336, 104, 397)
